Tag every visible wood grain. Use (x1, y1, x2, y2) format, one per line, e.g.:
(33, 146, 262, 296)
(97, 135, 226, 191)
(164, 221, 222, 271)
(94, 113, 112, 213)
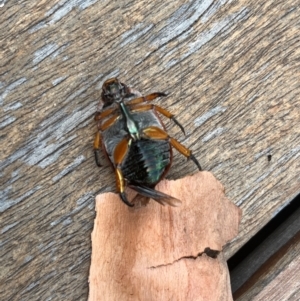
(1, 0, 299, 300)
(234, 231, 300, 301)
(89, 172, 241, 301)
(231, 205, 300, 293)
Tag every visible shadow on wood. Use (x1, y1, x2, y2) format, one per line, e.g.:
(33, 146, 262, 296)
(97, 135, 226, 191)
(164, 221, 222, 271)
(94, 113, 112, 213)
(89, 171, 241, 301)
(234, 231, 300, 301)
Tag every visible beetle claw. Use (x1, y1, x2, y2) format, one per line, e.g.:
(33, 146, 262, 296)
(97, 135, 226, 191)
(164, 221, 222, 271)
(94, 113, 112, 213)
(171, 116, 185, 135)
(189, 154, 202, 171)
(120, 192, 134, 207)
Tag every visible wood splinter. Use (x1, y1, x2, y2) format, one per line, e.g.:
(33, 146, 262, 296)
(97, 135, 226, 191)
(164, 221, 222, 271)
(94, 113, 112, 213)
(89, 171, 242, 301)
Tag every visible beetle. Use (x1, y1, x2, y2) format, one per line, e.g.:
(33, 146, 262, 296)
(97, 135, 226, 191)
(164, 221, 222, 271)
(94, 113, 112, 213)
(93, 78, 202, 207)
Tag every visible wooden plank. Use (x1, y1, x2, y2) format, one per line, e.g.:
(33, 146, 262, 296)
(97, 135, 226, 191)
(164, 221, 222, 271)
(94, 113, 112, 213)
(231, 204, 300, 293)
(234, 231, 300, 301)
(1, 0, 299, 300)
(89, 172, 241, 301)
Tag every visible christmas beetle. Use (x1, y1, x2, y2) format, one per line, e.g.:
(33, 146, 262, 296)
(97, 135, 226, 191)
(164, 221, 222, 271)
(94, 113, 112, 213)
(93, 78, 202, 207)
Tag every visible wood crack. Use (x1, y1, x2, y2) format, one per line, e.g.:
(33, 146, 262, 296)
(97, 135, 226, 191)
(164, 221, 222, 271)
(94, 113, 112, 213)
(148, 247, 220, 269)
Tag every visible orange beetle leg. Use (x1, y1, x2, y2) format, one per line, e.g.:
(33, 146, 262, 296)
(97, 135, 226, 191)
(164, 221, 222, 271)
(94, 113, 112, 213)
(143, 126, 169, 139)
(113, 137, 134, 207)
(93, 131, 103, 167)
(126, 92, 166, 105)
(99, 114, 119, 131)
(94, 107, 117, 121)
(113, 137, 131, 165)
(131, 103, 185, 134)
(143, 126, 201, 170)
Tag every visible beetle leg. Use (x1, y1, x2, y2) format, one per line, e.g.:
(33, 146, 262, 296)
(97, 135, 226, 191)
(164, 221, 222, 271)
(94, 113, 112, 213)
(115, 168, 133, 207)
(155, 105, 185, 135)
(94, 110, 120, 166)
(93, 131, 103, 167)
(113, 137, 130, 164)
(126, 92, 167, 105)
(143, 126, 202, 171)
(94, 107, 117, 121)
(113, 137, 134, 207)
(130, 104, 185, 135)
(99, 114, 119, 131)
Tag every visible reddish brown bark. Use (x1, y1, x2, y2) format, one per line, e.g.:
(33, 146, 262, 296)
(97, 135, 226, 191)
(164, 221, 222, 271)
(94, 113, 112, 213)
(89, 171, 241, 301)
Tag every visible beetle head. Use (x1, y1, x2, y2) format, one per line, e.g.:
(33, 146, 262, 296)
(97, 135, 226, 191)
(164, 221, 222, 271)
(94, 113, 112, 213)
(102, 78, 127, 106)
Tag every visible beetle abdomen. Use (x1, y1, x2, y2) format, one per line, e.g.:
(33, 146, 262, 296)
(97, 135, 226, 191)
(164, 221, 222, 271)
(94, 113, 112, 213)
(122, 139, 171, 186)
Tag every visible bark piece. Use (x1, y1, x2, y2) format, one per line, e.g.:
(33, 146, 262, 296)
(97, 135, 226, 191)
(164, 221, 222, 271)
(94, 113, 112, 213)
(89, 171, 241, 301)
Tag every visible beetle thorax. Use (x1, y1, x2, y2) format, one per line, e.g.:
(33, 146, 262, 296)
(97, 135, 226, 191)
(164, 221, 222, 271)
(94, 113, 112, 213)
(119, 102, 140, 141)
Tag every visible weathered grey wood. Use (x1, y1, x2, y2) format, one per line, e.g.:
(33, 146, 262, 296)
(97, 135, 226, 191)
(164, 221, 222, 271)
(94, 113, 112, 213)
(234, 231, 300, 301)
(1, 0, 299, 300)
(231, 204, 300, 293)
